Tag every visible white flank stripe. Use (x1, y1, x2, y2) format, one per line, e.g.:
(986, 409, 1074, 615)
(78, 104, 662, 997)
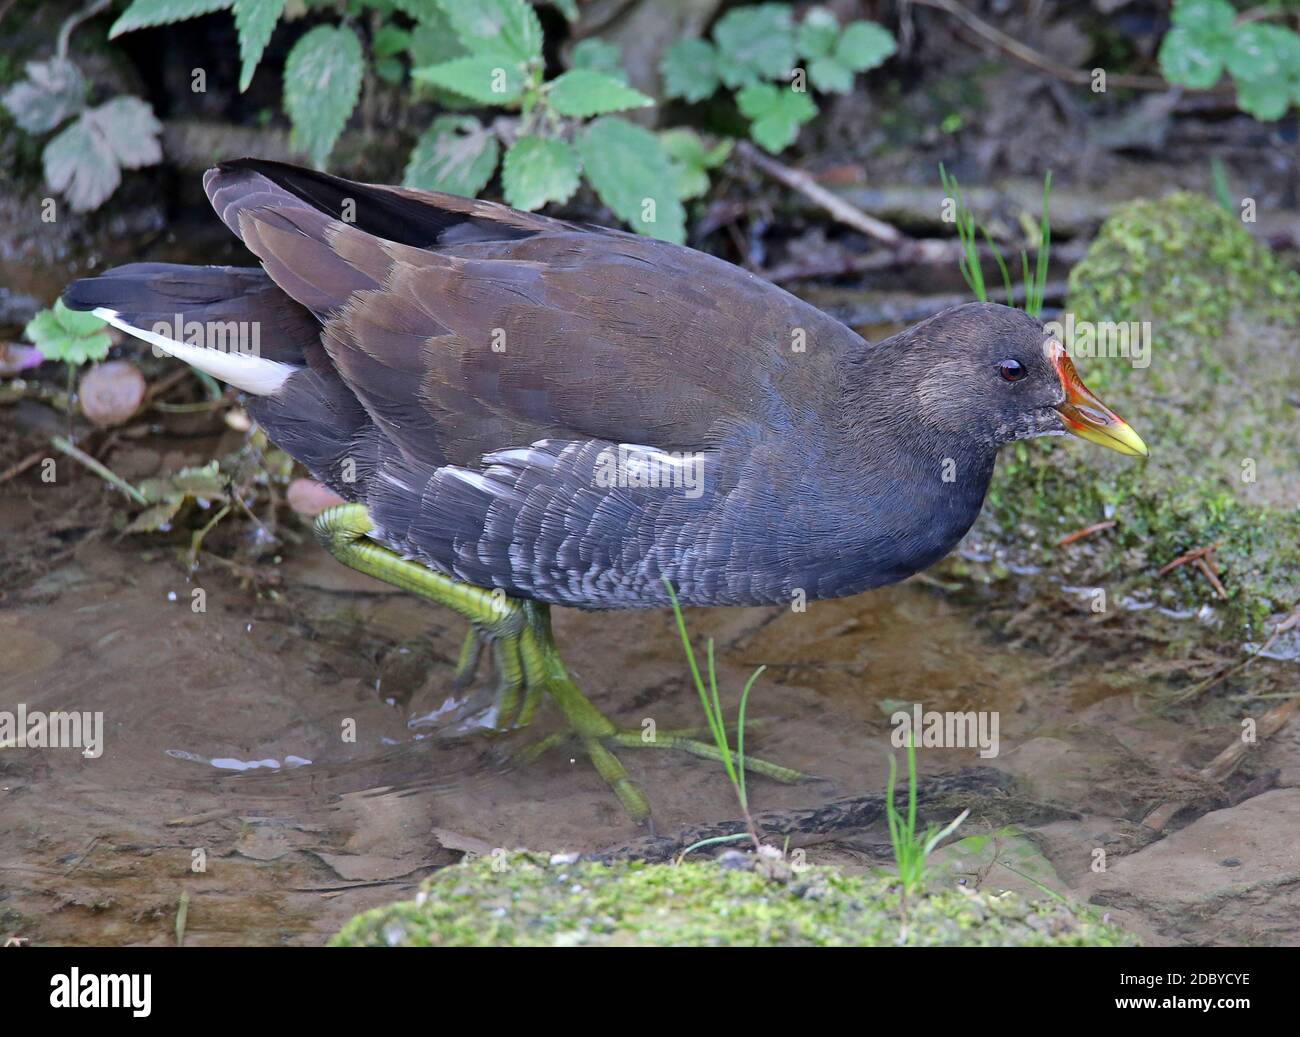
(92, 307, 296, 395)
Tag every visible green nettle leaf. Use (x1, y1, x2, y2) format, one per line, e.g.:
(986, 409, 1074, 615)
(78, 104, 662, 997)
(501, 135, 579, 211)
(546, 69, 652, 117)
(412, 55, 526, 104)
(796, 7, 838, 59)
(578, 118, 685, 243)
(659, 38, 720, 102)
(2, 59, 86, 135)
(737, 82, 816, 153)
(283, 25, 364, 167)
(713, 3, 797, 89)
(24, 300, 112, 366)
(403, 115, 500, 197)
(233, 0, 285, 92)
(109, 0, 232, 37)
(409, 10, 466, 66)
(570, 38, 625, 82)
(372, 24, 413, 59)
(436, 0, 542, 64)
(659, 127, 732, 200)
(375, 58, 404, 84)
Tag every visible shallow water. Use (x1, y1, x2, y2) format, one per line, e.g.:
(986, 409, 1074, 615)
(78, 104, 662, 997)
(3, 471, 1297, 945)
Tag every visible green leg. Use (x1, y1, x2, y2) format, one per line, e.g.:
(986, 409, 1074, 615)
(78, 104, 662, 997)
(314, 503, 804, 824)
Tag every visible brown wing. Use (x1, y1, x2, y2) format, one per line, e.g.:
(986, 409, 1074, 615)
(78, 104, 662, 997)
(203, 159, 861, 469)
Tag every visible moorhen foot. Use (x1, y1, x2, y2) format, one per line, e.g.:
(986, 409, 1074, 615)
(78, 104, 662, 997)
(65, 160, 1147, 822)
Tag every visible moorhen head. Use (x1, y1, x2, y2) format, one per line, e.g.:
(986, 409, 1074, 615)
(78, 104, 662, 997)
(63, 160, 1147, 821)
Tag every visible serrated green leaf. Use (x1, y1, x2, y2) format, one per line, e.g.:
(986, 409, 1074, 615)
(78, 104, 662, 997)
(284, 25, 364, 167)
(233, 0, 285, 92)
(1170, 0, 1236, 36)
(502, 135, 578, 210)
(412, 54, 526, 104)
(44, 115, 118, 212)
(88, 97, 163, 170)
(409, 10, 466, 66)
(1158, 26, 1225, 89)
(658, 128, 726, 200)
(836, 21, 896, 72)
(808, 56, 851, 93)
(713, 3, 796, 89)
(404, 116, 500, 196)
(577, 117, 684, 243)
(570, 38, 625, 82)
(2, 59, 86, 134)
(546, 69, 652, 117)
(659, 38, 720, 102)
(737, 81, 816, 153)
(125, 499, 185, 534)
(436, 0, 541, 64)
(109, 0, 232, 38)
(1235, 76, 1291, 120)
(375, 57, 404, 84)
(796, 7, 838, 60)
(24, 301, 112, 365)
(372, 24, 412, 59)
(1226, 23, 1289, 83)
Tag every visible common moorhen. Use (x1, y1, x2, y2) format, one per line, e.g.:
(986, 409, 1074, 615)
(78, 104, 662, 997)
(65, 159, 1147, 820)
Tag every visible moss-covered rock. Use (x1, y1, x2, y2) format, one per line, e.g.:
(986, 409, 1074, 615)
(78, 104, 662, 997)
(977, 192, 1300, 639)
(329, 852, 1135, 947)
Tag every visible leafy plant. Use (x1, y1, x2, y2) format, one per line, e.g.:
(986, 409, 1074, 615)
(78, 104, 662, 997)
(23, 300, 111, 365)
(1158, 0, 1300, 120)
(107, 0, 691, 241)
(2, 35, 162, 214)
(660, 3, 896, 153)
(939, 164, 1053, 318)
(884, 735, 969, 898)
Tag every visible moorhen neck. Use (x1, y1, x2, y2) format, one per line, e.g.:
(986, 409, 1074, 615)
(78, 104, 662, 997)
(64, 159, 1147, 822)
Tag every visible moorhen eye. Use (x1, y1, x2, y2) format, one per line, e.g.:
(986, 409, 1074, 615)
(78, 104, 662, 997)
(999, 359, 1026, 382)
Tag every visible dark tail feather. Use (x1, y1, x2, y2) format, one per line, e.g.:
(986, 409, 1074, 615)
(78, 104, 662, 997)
(63, 263, 320, 367)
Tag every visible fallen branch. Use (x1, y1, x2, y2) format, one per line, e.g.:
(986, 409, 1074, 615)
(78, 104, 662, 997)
(735, 140, 908, 248)
(1055, 520, 1116, 548)
(1142, 691, 1300, 832)
(1159, 543, 1227, 600)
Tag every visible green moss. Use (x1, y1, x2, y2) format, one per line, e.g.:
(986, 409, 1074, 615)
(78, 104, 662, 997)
(329, 853, 1135, 947)
(980, 193, 1300, 639)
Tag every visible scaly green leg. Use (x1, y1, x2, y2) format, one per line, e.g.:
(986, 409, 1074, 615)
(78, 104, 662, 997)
(313, 503, 804, 823)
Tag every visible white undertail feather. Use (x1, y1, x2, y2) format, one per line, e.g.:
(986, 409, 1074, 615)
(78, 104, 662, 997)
(92, 307, 297, 396)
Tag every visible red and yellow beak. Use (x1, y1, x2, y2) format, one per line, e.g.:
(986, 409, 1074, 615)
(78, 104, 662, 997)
(1046, 340, 1148, 457)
